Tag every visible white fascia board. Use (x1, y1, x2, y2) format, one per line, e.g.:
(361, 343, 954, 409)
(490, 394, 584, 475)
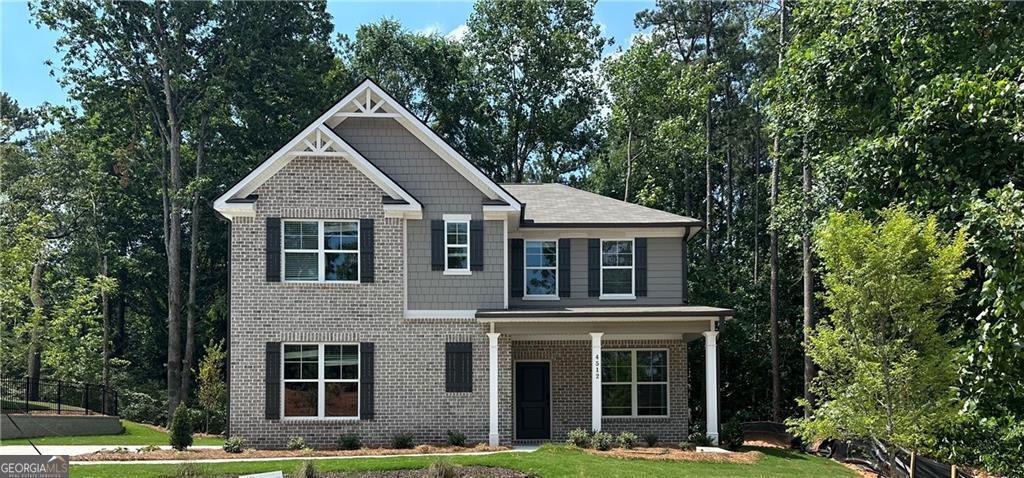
(363, 81, 521, 211)
(216, 202, 256, 220)
(404, 310, 477, 320)
(476, 315, 729, 324)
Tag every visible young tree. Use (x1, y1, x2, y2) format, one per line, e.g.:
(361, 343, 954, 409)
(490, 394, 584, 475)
(792, 207, 969, 472)
(197, 339, 226, 434)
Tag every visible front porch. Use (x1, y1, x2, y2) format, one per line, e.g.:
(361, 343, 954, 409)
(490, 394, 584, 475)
(478, 305, 734, 447)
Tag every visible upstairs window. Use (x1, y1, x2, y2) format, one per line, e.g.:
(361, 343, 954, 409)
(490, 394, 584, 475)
(601, 239, 634, 296)
(525, 240, 557, 297)
(445, 219, 470, 273)
(283, 220, 359, 282)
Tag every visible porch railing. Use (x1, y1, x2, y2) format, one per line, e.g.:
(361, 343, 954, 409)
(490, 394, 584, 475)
(0, 377, 118, 416)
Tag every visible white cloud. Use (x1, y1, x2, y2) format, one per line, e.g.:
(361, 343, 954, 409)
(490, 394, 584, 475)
(416, 23, 442, 36)
(446, 24, 469, 42)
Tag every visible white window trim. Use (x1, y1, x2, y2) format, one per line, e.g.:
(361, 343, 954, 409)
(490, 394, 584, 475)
(601, 348, 669, 418)
(282, 219, 360, 283)
(599, 238, 635, 299)
(281, 342, 361, 420)
(443, 214, 471, 275)
(524, 239, 559, 299)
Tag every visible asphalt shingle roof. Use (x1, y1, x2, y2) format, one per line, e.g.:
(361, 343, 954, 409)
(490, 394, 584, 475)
(501, 183, 702, 228)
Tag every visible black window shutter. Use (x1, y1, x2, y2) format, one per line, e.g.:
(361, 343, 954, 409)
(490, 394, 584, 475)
(558, 239, 571, 297)
(510, 239, 524, 298)
(266, 218, 281, 282)
(360, 342, 375, 420)
(635, 238, 648, 297)
(360, 219, 375, 283)
(264, 342, 281, 420)
(588, 239, 600, 297)
(445, 342, 473, 392)
(431, 220, 444, 271)
(470, 220, 484, 271)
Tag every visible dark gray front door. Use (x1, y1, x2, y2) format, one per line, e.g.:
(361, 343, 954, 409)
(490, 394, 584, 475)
(515, 362, 550, 440)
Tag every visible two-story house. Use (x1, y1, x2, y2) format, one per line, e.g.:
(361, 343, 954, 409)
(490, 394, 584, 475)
(214, 79, 733, 449)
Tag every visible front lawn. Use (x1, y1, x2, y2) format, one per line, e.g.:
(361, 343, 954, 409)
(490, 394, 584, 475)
(70, 444, 857, 478)
(0, 420, 222, 446)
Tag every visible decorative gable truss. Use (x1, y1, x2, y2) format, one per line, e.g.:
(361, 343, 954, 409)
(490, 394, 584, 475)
(214, 79, 521, 221)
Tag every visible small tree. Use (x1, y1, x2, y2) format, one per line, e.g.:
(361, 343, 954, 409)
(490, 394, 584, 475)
(169, 402, 194, 450)
(197, 339, 226, 434)
(791, 207, 968, 473)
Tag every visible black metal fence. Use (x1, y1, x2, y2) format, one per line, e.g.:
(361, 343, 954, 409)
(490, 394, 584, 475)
(0, 377, 118, 416)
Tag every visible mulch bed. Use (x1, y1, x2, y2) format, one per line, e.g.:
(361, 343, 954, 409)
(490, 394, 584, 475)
(323, 467, 527, 477)
(73, 444, 508, 462)
(584, 446, 764, 464)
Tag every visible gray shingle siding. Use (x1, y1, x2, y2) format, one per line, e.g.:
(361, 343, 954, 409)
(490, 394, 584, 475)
(335, 118, 504, 310)
(510, 237, 684, 307)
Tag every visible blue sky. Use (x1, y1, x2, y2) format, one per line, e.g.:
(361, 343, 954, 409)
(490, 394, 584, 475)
(1, 0, 653, 109)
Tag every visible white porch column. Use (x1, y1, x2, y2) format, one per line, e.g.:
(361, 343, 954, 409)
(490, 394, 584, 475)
(487, 332, 500, 446)
(703, 330, 720, 445)
(590, 332, 604, 432)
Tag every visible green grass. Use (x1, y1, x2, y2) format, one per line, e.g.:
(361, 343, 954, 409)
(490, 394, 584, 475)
(69, 444, 856, 478)
(0, 420, 222, 446)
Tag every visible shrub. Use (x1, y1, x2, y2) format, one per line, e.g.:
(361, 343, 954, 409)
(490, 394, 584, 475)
(427, 458, 458, 478)
(642, 432, 658, 447)
(336, 433, 361, 450)
(168, 403, 193, 451)
(566, 428, 590, 448)
(617, 432, 639, 449)
(138, 444, 160, 453)
(390, 432, 415, 449)
(720, 418, 745, 451)
(591, 431, 614, 451)
(223, 436, 246, 453)
(679, 441, 696, 451)
(292, 460, 317, 478)
(445, 430, 467, 447)
(287, 436, 309, 450)
(687, 431, 713, 447)
(119, 391, 167, 426)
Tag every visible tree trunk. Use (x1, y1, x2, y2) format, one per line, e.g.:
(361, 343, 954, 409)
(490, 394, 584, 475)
(624, 129, 633, 202)
(180, 113, 208, 404)
(155, 0, 184, 415)
(802, 150, 814, 418)
(769, 0, 786, 423)
(101, 255, 110, 398)
(704, 3, 714, 266)
(27, 260, 45, 401)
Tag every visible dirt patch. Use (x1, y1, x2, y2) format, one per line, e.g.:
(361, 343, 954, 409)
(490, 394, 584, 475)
(584, 446, 763, 464)
(73, 444, 508, 462)
(323, 467, 527, 477)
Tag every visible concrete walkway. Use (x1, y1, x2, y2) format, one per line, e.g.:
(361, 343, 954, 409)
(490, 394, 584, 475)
(0, 444, 540, 466)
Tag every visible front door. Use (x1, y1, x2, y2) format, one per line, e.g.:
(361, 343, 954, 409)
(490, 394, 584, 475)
(515, 362, 551, 440)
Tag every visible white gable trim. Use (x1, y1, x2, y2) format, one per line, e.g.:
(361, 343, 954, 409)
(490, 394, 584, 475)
(215, 79, 519, 220)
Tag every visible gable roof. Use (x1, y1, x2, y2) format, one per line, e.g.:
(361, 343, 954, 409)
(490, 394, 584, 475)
(502, 183, 703, 231)
(214, 78, 520, 219)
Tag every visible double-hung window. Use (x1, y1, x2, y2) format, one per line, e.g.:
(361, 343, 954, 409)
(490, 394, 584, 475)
(282, 343, 360, 418)
(444, 216, 470, 273)
(601, 239, 634, 297)
(525, 240, 557, 297)
(601, 349, 668, 417)
(283, 220, 359, 282)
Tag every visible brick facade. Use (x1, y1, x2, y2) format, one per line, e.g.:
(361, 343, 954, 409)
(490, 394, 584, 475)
(511, 339, 689, 443)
